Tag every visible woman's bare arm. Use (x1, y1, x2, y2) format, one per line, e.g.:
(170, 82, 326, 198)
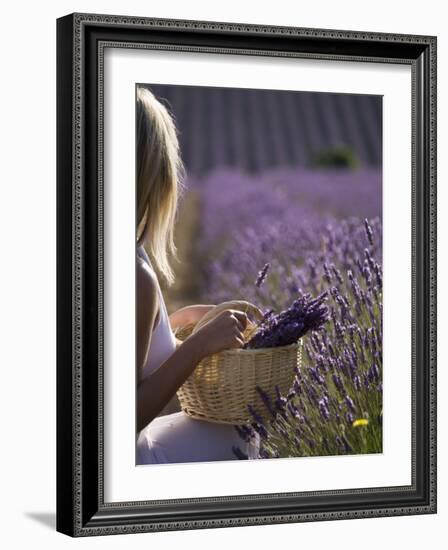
(137, 262, 199, 431)
(136, 260, 158, 376)
(136, 262, 248, 433)
(137, 331, 206, 432)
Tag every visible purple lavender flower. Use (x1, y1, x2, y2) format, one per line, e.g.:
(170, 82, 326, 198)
(328, 342, 337, 359)
(292, 378, 302, 395)
(332, 373, 345, 395)
(345, 411, 354, 424)
(255, 262, 271, 288)
(287, 401, 300, 419)
(364, 247, 376, 271)
(275, 385, 288, 413)
(364, 218, 374, 246)
(252, 422, 268, 440)
(345, 395, 356, 413)
(323, 263, 333, 284)
(309, 367, 325, 385)
(367, 362, 380, 383)
(305, 382, 319, 406)
(247, 404, 265, 426)
(331, 264, 344, 285)
(255, 385, 277, 418)
(234, 424, 253, 442)
(373, 262, 383, 287)
(318, 398, 331, 421)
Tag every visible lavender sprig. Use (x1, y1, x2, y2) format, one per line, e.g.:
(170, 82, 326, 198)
(255, 262, 271, 288)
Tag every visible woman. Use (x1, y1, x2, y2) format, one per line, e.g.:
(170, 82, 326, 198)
(135, 87, 260, 464)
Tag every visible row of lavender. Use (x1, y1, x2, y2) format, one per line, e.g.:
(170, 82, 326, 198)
(191, 168, 383, 458)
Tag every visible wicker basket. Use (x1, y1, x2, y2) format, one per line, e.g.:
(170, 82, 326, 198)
(175, 304, 303, 425)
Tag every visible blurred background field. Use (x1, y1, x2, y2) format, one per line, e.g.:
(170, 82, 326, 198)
(142, 83, 383, 459)
(148, 85, 382, 175)
(144, 84, 382, 312)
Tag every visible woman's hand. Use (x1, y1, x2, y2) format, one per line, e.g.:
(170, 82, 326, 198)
(190, 309, 249, 359)
(213, 300, 264, 324)
(169, 304, 215, 329)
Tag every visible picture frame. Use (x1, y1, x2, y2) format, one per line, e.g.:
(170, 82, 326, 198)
(56, 12, 437, 537)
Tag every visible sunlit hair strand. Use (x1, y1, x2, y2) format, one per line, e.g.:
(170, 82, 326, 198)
(136, 86, 185, 286)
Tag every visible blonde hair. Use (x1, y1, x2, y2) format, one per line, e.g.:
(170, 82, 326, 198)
(136, 86, 184, 285)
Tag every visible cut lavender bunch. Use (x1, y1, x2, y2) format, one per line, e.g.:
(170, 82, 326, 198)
(244, 291, 330, 349)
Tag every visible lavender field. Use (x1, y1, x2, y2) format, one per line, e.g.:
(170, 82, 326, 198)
(149, 83, 383, 459)
(172, 166, 382, 459)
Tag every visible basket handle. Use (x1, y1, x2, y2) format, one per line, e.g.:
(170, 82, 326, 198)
(191, 300, 263, 334)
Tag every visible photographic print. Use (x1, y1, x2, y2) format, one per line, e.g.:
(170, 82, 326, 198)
(135, 83, 383, 465)
(57, 13, 436, 535)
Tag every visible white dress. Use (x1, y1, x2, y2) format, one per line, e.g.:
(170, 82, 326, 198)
(136, 246, 260, 464)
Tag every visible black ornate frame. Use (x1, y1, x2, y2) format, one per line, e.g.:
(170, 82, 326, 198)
(56, 13, 437, 537)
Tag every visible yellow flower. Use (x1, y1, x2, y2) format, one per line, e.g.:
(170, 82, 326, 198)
(352, 418, 369, 428)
